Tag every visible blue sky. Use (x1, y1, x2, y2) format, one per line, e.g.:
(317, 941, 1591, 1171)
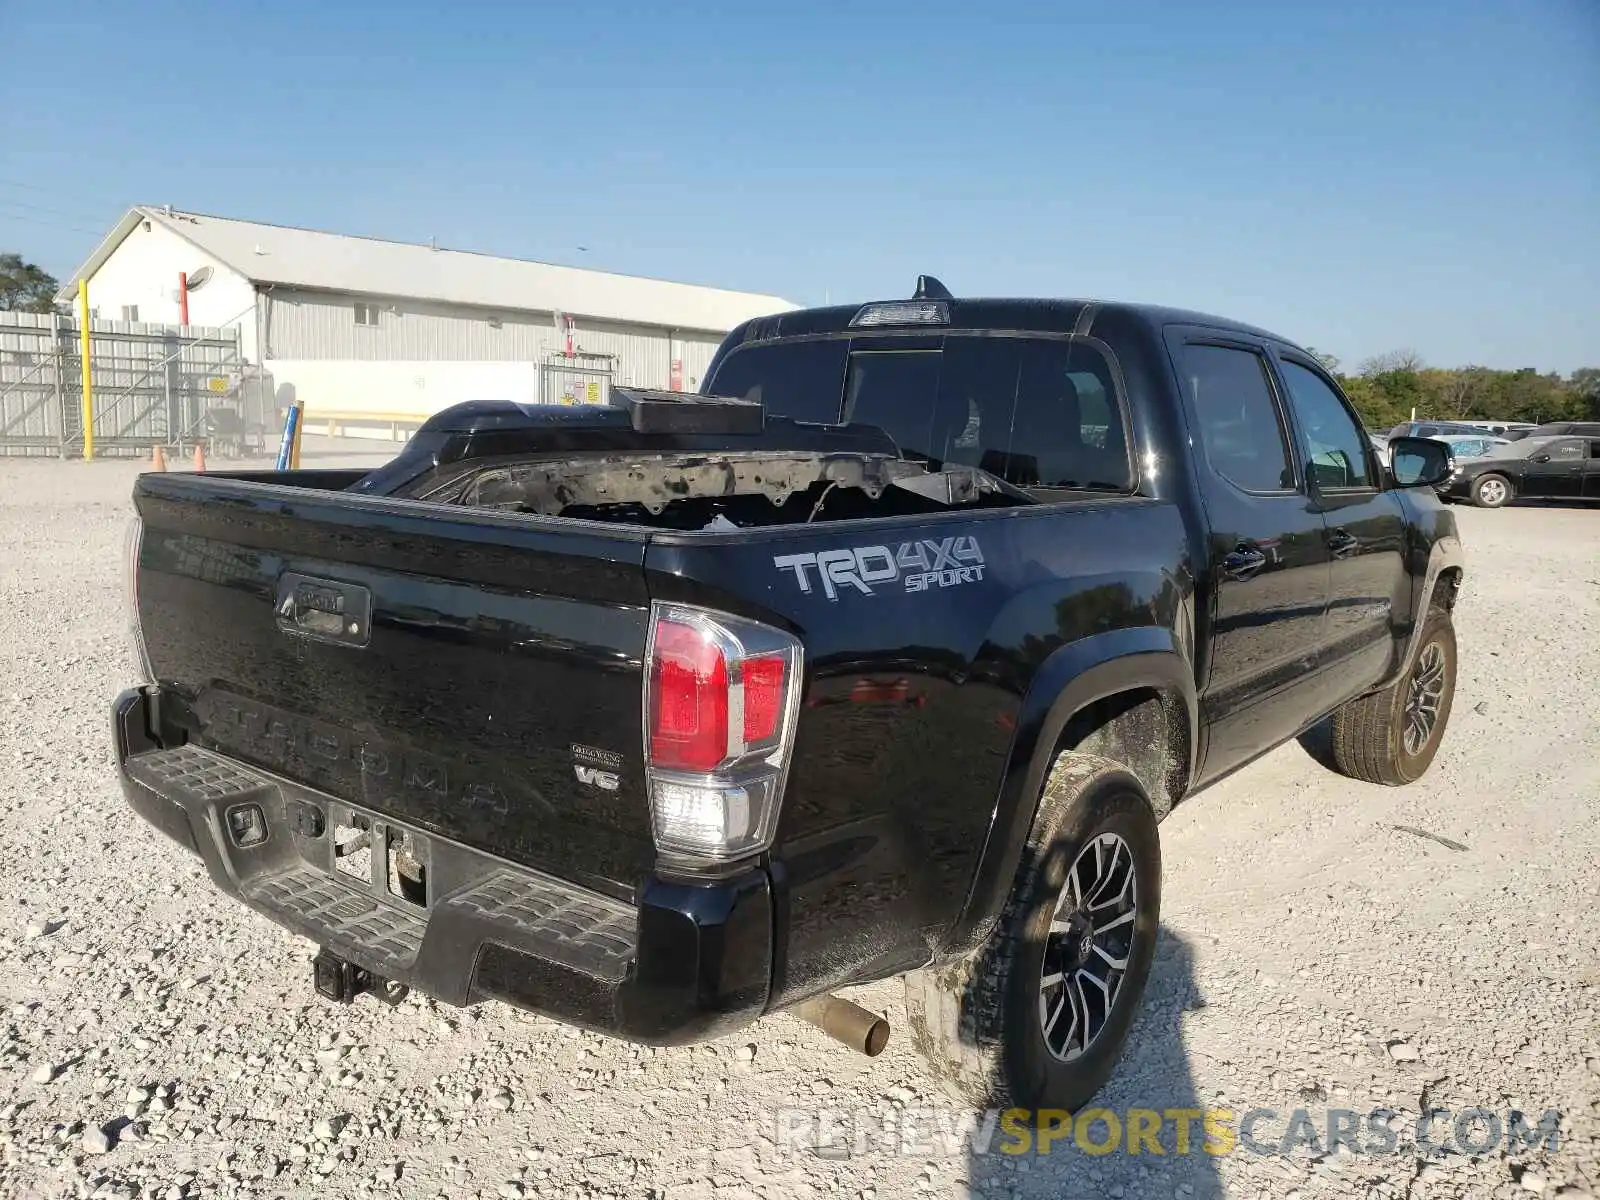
(2, 0, 1595, 372)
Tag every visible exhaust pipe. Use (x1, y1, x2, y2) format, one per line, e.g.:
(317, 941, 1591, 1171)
(790, 994, 891, 1056)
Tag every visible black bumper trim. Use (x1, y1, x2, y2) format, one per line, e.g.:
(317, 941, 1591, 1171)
(110, 687, 773, 1043)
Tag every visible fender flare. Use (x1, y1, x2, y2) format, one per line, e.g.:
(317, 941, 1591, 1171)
(1372, 529, 1465, 692)
(946, 626, 1197, 953)
(1404, 533, 1464, 671)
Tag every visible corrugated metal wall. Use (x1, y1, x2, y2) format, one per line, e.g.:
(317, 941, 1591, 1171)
(681, 338, 721, 392)
(262, 288, 723, 392)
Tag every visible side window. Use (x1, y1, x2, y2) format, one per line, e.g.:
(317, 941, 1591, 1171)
(704, 339, 848, 424)
(1178, 344, 1295, 493)
(1011, 341, 1131, 490)
(1550, 439, 1584, 460)
(1589, 442, 1600, 460)
(1278, 360, 1375, 489)
(1070, 371, 1115, 450)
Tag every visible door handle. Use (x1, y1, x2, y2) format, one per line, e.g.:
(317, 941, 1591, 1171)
(1222, 545, 1268, 581)
(1327, 529, 1360, 558)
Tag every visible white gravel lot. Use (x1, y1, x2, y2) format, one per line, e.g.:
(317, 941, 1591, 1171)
(0, 450, 1596, 1200)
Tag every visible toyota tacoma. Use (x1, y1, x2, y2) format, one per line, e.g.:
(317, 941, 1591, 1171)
(112, 279, 1464, 1114)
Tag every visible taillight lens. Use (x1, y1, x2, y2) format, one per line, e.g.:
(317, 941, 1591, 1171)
(649, 618, 730, 772)
(124, 515, 154, 684)
(643, 603, 802, 863)
(741, 654, 786, 744)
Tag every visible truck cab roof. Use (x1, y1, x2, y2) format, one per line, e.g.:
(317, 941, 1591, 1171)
(724, 296, 1297, 351)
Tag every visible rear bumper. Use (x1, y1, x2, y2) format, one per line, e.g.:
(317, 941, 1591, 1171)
(111, 686, 772, 1044)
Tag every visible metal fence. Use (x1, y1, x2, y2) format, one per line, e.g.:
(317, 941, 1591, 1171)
(540, 360, 613, 408)
(0, 310, 275, 458)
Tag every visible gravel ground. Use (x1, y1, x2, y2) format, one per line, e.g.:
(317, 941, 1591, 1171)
(0, 452, 1596, 1200)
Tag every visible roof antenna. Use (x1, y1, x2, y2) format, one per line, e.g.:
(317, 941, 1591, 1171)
(913, 275, 953, 301)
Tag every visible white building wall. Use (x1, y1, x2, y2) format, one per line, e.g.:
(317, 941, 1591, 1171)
(262, 287, 720, 382)
(259, 288, 727, 424)
(266, 360, 541, 427)
(81, 221, 259, 358)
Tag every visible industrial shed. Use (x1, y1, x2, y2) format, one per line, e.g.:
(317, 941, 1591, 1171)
(56, 206, 796, 435)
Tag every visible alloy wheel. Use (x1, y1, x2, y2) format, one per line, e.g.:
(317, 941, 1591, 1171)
(1038, 832, 1139, 1062)
(1404, 641, 1448, 756)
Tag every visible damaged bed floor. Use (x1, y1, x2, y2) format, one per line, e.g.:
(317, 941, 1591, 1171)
(0, 452, 1596, 1200)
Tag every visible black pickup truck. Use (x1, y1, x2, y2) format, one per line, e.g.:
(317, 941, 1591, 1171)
(113, 281, 1464, 1115)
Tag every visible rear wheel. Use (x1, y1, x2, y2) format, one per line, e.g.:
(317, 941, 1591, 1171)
(903, 755, 1160, 1115)
(1329, 608, 1457, 785)
(1471, 473, 1512, 508)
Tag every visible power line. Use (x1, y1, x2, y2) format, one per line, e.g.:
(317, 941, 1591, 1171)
(0, 178, 67, 196)
(0, 205, 105, 237)
(0, 196, 115, 225)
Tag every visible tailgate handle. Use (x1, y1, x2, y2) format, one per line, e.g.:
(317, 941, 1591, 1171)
(275, 573, 372, 648)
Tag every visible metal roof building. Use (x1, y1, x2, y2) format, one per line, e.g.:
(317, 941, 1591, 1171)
(58, 206, 796, 430)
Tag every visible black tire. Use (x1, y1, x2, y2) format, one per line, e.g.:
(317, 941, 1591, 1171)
(1471, 473, 1512, 508)
(1329, 607, 1457, 785)
(903, 754, 1160, 1116)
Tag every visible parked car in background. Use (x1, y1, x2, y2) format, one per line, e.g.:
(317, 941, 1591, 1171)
(1433, 433, 1509, 460)
(1452, 420, 1536, 438)
(1439, 435, 1600, 507)
(1498, 421, 1600, 445)
(1388, 420, 1490, 441)
(1524, 421, 1600, 438)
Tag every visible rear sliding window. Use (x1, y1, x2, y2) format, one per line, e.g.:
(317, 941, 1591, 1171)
(704, 335, 1133, 492)
(699, 339, 847, 424)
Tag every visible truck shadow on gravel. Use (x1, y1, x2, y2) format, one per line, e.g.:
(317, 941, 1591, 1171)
(968, 926, 1223, 1199)
(1296, 717, 1340, 773)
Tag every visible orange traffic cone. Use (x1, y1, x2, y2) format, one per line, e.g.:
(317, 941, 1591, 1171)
(192, 442, 206, 472)
(151, 444, 167, 472)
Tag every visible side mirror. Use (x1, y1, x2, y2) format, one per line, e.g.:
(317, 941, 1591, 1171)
(1533, 454, 1551, 463)
(1388, 436, 1452, 488)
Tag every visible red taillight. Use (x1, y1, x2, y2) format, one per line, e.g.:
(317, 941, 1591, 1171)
(742, 654, 786, 744)
(649, 618, 729, 771)
(643, 602, 803, 864)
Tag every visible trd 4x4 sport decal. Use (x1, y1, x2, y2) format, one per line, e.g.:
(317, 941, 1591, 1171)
(773, 536, 985, 600)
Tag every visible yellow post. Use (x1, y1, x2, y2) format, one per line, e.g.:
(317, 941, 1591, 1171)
(77, 280, 94, 460)
(290, 403, 305, 468)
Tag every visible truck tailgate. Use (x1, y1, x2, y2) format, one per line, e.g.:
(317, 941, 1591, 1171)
(132, 473, 654, 896)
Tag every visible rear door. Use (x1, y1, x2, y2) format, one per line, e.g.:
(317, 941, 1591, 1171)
(1521, 438, 1586, 497)
(133, 475, 656, 896)
(1270, 351, 1409, 697)
(1165, 332, 1334, 781)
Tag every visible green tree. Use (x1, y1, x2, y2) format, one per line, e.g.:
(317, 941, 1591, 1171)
(1571, 368, 1600, 419)
(1421, 366, 1494, 419)
(0, 253, 60, 312)
(1359, 349, 1424, 376)
(1339, 374, 1406, 430)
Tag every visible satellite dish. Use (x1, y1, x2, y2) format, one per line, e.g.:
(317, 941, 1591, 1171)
(186, 266, 214, 292)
